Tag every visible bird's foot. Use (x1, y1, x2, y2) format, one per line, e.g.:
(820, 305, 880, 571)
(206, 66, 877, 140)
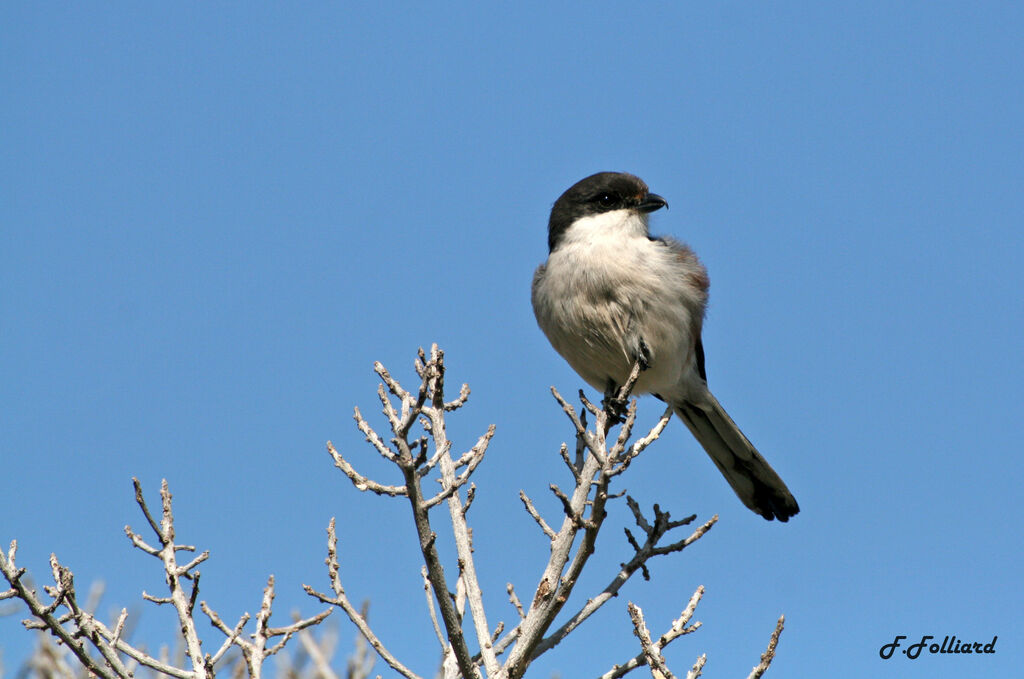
(636, 338, 652, 371)
(602, 379, 628, 424)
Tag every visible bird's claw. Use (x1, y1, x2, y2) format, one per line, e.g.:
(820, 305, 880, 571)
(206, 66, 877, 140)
(636, 338, 651, 371)
(602, 380, 628, 424)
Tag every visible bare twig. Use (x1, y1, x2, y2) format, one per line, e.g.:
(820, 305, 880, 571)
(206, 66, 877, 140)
(685, 654, 706, 679)
(0, 543, 119, 679)
(421, 566, 447, 651)
(419, 347, 498, 677)
(504, 362, 663, 677)
(519, 491, 557, 540)
(4, 477, 337, 679)
(598, 587, 705, 679)
(628, 602, 675, 679)
(130, 479, 211, 678)
(203, 576, 332, 679)
(746, 616, 784, 679)
(327, 441, 407, 497)
(304, 519, 424, 679)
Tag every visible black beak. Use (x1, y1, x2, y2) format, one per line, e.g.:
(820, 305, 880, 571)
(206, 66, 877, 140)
(638, 192, 668, 213)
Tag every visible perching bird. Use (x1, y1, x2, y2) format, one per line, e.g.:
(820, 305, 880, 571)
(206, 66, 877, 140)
(531, 171, 799, 521)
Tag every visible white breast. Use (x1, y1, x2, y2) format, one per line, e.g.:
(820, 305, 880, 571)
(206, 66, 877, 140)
(532, 210, 707, 400)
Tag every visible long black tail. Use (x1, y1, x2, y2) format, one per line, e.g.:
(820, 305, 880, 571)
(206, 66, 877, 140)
(674, 395, 799, 521)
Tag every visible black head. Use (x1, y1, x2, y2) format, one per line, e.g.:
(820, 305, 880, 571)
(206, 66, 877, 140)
(547, 172, 668, 252)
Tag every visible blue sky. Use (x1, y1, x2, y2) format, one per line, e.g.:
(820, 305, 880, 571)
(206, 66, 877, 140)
(2, 3, 1022, 678)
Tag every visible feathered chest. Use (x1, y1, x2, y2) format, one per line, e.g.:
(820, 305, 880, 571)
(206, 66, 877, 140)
(538, 228, 708, 317)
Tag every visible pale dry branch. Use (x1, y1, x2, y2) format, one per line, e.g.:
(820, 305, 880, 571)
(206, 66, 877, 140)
(296, 626, 342, 679)
(0, 541, 202, 679)
(0, 544, 120, 679)
(352, 408, 399, 462)
(685, 655, 706, 679)
(326, 441, 407, 497)
(598, 588, 704, 679)
(504, 362, 664, 677)
(331, 345, 506, 678)
(462, 484, 477, 518)
(124, 527, 161, 556)
(304, 519, 424, 679)
(204, 604, 250, 665)
(443, 383, 471, 411)
(419, 347, 497, 677)
(142, 591, 174, 605)
(421, 438, 489, 510)
(506, 584, 524, 620)
(627, 602, 674, 679)
(529, 509, 710, 660)
(203, 576, 332, 679)
(129, 479, 210, 678)
(4, 479, 335, 679)
(548, 483, 590, 528)
(746, 616, 784, 679)
(608, 405, 674, 477)
(558, 442, 583, 483)
(415, 437, 449, 477)
(518, 491, 557, 540)
(549, 387, 592, 445)
(421, 567, 447, 651)
(376, 383, 402, 432)
(88, 609, 196, 679)
(3, 346, 790, 679)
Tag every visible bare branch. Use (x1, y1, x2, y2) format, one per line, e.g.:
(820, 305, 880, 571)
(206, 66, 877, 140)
(352, 407, 399, 462)
(462, 483, 477, 517)
(421, 567, 447, 651)
(598, 587, 705, 679)
(549, 387, 589, 441)
(421, 443, 487, 510)
(377, 382, 402, 432)
(419, 345, 497, 676)
(133, 477, 163, 539)
(506, 583, 525, 620)
(326, 441, 407, 497)
(124, 526, 160, 555)
(746, 616, 784, 679)
(504, 360, 695, 676)
(650, 516, 717, 558)
(443, 382, 471, 411)
(686, 654, 706, 679)
(176, 551, 211, 576)
(296, 625, 342, 679)
(266, 609, 333, 656)
(0, 546, 119, 679)
(609, 405, 674, 477)
(142, 591, 173, 605)
(304, 519, 424, 679)
(519, 491, 557, 540)
(661, 586, 705, 642)
(452, 425, 495, 471)
(628, 602, 675, 679)
(110, 607, 129, 648)
(203, 602, 249, 665)
(165, 486, 209, 673)
(549, 483, 590, 528)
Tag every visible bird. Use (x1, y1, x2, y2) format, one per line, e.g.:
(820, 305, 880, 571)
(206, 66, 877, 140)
(531, 171, 799, 521)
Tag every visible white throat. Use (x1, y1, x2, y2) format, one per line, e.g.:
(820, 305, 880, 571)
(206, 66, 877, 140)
(559, 209, 649, 248)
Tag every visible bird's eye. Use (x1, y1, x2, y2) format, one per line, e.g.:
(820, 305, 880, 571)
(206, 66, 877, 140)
(597, 193, 616, 207)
